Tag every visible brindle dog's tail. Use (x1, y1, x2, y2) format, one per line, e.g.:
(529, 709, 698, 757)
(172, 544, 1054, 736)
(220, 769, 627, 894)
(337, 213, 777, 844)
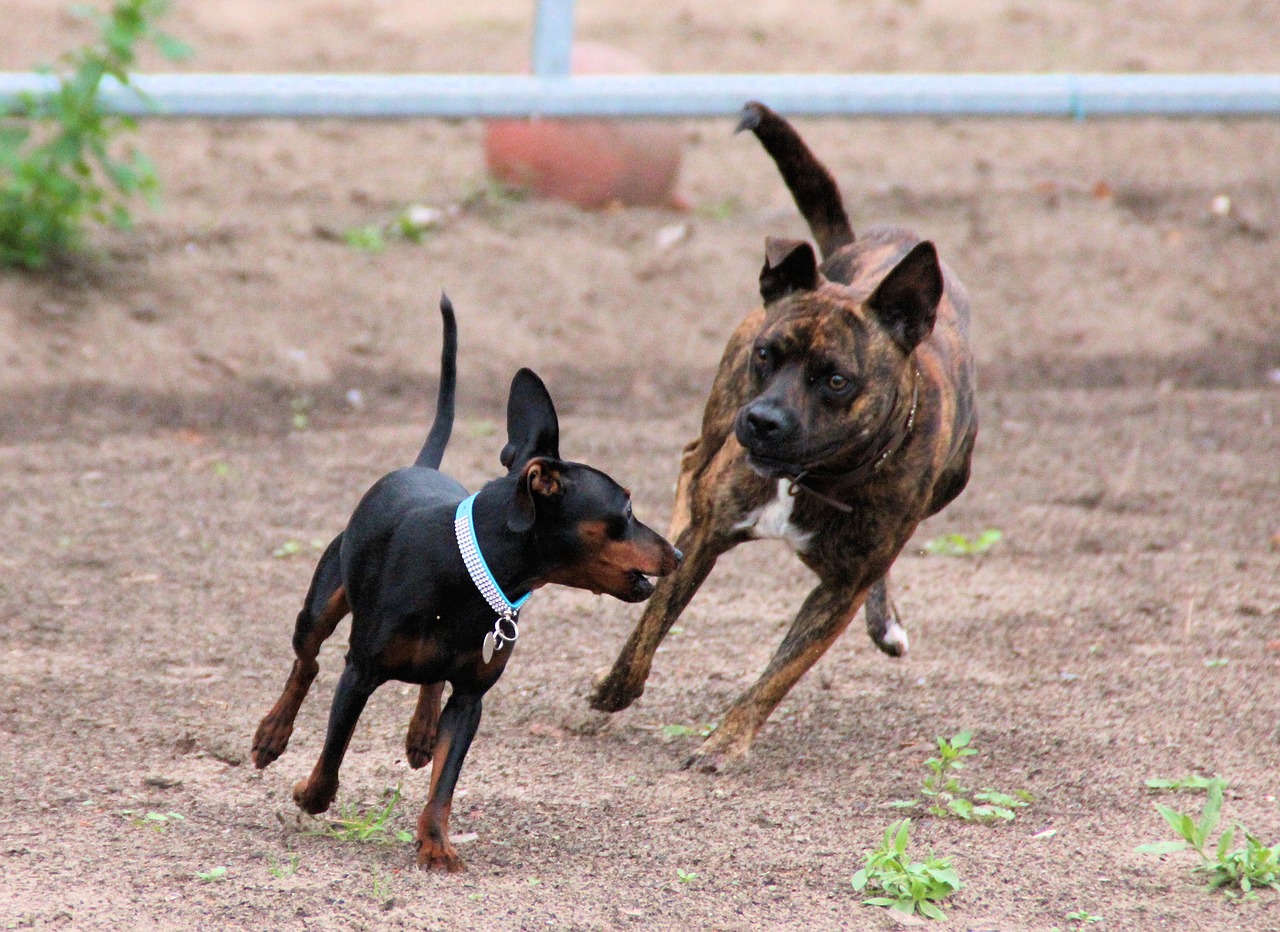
(736, 101, 855, 259)
(414, 293, 458, 469)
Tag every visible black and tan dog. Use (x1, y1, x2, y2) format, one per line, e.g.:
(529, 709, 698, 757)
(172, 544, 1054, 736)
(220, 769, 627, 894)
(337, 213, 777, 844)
(252, 296, 680, 870)
(590, 102, 977, 772)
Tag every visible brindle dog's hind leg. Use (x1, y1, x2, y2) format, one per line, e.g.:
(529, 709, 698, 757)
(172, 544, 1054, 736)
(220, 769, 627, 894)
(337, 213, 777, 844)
(252, 535, 349, 769)
(864, 574, 908, 657)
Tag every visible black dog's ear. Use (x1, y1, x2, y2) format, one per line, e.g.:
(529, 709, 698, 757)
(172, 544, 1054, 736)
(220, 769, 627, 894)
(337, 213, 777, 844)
(867, 241, 943, 354)
(759, 236, 819, 304)
(500, 368, 561, 473)
(506, 457, 564, 533)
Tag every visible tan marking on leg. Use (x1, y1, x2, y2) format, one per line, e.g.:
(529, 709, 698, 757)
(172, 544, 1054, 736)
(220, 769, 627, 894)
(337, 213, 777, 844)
(251, 587, 349, 769)
(405, 682, 445, 769)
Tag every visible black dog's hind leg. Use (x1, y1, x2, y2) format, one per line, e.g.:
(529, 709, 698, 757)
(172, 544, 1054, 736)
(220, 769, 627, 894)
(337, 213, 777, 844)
(292, 661, 379, 814)
(252, 534, 349, 769)
(415, 690, 484, 871)
(864, 574, 908, 657)
(405, 682, 445, 769)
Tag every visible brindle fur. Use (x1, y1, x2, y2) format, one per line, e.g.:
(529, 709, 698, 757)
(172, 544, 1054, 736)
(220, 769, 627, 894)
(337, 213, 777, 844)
(590, 102, 977, 772)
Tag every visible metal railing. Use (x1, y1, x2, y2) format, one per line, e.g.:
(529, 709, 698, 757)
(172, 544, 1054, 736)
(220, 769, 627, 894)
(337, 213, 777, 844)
(2, 0, 1278, 119)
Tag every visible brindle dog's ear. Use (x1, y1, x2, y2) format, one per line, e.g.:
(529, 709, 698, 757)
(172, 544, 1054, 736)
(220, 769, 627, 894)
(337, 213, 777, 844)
(759, 236, 819, 304)
(867, 240, 944, 354)
(507, 457, 564, 533)
(500, 368, 561, 473)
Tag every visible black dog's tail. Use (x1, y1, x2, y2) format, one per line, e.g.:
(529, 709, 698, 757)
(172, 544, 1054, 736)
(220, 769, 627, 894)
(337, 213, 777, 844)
(736, 101, 855, 259)
(414, 293, 457, 469)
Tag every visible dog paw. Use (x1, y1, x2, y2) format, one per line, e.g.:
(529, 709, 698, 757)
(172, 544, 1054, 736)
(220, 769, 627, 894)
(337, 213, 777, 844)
(251, 718, 292, 769)
(873, 620, 909, 658)
(681, 750, 729, 774)
(415, 837, 466, 873)
(587, 670, 642, 713)
(292, 778, 336, 815)
(404, 728, 437, 770)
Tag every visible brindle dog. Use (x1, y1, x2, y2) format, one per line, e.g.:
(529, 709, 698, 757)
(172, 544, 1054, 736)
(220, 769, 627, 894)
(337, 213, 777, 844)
(590, 102, 977, 772)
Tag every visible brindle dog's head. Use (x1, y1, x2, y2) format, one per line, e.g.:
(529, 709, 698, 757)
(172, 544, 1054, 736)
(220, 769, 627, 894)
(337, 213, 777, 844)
(734, 236, 944, 478)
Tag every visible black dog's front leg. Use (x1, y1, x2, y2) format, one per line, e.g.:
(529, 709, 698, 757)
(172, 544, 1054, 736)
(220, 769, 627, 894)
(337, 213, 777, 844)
(405, 682, 445, 769)
(415, 691, 483, 872)
(293, 662, 378, 815)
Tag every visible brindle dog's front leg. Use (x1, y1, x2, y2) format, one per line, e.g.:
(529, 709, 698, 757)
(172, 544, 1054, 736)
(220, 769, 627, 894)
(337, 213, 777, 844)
(589, 524, 727, 713)
(684, 580, 867, 773)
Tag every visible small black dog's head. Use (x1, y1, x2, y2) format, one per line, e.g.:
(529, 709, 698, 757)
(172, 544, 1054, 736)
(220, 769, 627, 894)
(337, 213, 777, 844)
(500, 369, 681, 601)
(734, 237, 943, 477)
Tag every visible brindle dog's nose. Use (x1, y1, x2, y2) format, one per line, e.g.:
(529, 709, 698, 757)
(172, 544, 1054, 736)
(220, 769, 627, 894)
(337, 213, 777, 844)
(744, 404, 792, 443)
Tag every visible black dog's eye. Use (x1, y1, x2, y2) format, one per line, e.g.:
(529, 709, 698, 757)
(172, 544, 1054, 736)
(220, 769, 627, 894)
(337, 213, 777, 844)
(827, 373, 850, 392)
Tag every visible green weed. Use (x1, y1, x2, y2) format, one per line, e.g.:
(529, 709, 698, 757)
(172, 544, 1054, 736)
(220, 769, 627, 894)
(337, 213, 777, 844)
(343, 223, 385, 253)
(852, 819, 961, 920)
(461, 177, 528, 216)
(194, 866, 226, 882)
(1065, 909, 1104, 924)
(306, 785, 413, 845)
(1146, 775, 1222, 792)
(660, 722, 715, 740)
(895, 731, 1032, 823)
(695, 195, 743, 221)
(923, 529, 1002, 556)
(0, 0, 189, 268)
(267, 853, 299, 878)
(676, 868, 699, 884)
(369, 867, 392, 900)
(342, 204, 444, 252)
(121, 809, 184, 832)
(1136, 778, 1280, 898)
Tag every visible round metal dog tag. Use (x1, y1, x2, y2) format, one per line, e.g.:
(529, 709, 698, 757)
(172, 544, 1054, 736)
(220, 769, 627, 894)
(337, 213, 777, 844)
(482, 631, 496, 664)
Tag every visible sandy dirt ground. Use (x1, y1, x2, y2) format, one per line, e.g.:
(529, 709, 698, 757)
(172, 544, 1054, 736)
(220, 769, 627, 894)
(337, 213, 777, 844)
(2, 2, 1279, 930)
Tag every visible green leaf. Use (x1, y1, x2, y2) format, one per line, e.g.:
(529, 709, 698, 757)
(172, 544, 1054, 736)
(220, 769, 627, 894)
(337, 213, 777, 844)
(1136, 840, 1190, 855)
(1155, 804, 1195, 843)
(851, 869, 868, 891)
(1217, 825, 1236, 863)
(153, 33, 193, 61)
(1197, 782, 1224, 845)
(918, 900, 946, 920)
(893, 820, 911, 856)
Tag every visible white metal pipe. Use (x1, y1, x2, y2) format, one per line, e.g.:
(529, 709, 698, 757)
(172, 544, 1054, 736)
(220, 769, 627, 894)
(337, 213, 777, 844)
(2, 73, 1279, 119)
(531, 0, 575, 78)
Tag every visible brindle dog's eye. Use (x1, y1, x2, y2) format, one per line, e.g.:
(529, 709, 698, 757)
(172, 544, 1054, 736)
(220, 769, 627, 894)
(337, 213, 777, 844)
(827, 373, 850, 392)
(755, 346, 770, 365)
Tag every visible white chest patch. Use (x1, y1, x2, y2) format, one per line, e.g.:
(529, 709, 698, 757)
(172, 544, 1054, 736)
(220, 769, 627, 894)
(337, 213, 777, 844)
(734, 479, 814, 552)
